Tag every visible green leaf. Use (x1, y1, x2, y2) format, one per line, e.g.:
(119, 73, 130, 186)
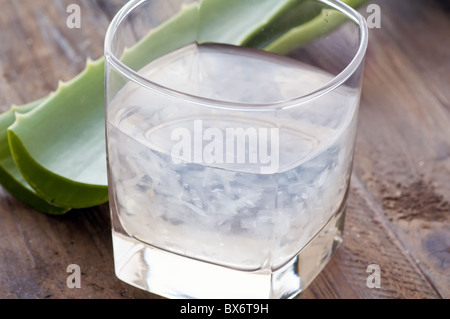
(197, 0, 294, 45)
(0, 100, 70, 214)
(8, 58, 108, 209)
(120, 2, 200, 71)
(265, 0, 369, 54)
(243, 0, 323, 49)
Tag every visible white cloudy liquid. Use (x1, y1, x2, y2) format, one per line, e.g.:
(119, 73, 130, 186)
(107, 43, 358, 273)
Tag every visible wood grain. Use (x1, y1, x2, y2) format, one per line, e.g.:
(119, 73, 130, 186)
(352, 0, 450, 298)
(0, 0, 448, 299)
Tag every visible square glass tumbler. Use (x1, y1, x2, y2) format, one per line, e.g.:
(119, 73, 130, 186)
(104, 0, 368, 299)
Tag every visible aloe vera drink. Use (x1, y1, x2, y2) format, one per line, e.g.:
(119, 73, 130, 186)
(106, 42, 359, 298)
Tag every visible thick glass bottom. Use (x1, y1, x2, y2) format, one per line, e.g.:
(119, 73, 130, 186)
(111, 204, 345, 299)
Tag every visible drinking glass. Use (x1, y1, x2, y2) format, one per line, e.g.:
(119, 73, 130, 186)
(105, 0, 368, 299)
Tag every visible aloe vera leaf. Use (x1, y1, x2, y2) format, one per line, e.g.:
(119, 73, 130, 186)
(0, 100, 70, 214)
(265, 0, 369, 54)
(242, 0, 323, 49)
(120, 2, 200, 71)
(197, 0, 294, 45)
(8, 58, 108, 209)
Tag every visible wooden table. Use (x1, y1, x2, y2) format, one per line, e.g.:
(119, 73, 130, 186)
(0, 0, 448, 299)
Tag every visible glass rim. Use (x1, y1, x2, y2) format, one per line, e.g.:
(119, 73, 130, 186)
(105, 0, 369, 111)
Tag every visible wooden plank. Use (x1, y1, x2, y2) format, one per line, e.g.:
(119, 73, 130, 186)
(352, 0, 450, 298)
(382, 0, 450, 111)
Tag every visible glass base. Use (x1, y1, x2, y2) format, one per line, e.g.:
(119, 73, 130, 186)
(111, 204, 345, 299)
